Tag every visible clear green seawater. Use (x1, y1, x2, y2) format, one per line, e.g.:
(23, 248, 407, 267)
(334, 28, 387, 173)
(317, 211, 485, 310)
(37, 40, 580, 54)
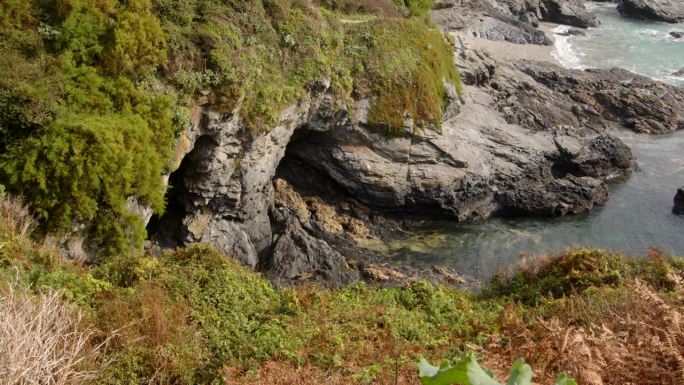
(553, 1, 684, 87)
(384, 3, 684, 279)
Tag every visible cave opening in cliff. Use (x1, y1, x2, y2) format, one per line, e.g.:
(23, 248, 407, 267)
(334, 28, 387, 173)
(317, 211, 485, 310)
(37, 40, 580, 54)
(146, 136, 213, 248)
(275, 128, 345, 202)
(146, 171, 186, 248)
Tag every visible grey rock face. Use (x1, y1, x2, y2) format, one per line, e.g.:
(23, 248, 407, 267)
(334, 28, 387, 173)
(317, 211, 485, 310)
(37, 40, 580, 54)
(520, 11, 540, 27)
(498, 62, 684, 135)
(431, 7, 553, 45)
(269, 207, 351, 283)
(469, 15, 553, 45)
(540, 0, 600, 27)
(675, 188, 684, 215)
(498, 175, 609, 216)
(619, 0, 684, 23)
(284, 89, 634, 222)
(163, 85, 337, 268)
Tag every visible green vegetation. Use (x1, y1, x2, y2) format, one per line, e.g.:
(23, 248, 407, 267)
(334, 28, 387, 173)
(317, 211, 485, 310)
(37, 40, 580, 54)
(485, 248, 683, 306)
(2, 194, 683, 384)
(0, 0, 461, 256)
(418, 353, 577, 385)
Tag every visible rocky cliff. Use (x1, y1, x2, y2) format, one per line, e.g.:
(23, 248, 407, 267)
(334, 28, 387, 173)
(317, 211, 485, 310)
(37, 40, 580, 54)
(147, 0, 684, 285)
(618, 0, 684, 23)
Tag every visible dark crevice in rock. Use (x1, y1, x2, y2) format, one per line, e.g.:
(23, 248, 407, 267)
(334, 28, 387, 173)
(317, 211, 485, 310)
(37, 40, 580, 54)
(147, 135, 216, 248)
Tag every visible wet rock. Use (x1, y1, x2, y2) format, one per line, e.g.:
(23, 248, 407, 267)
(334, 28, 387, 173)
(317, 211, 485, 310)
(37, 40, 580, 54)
(565, 134, 636, 178)
(498, 175, 609, 216)
(556, 29, 586, 37)
(670, 31, 684, 38)
(568, 28, 587, 36)
(674, 68, 684, 77)
(675, 188, 684, 215)
(619, 0, 684, 23)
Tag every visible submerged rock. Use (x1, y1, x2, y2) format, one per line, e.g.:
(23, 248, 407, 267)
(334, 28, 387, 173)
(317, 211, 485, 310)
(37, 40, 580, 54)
(619, 0, 684, 23)
(675, 188, 684, 215)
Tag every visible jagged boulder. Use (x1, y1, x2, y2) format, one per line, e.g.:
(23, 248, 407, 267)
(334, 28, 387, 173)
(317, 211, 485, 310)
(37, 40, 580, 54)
(284, 83, 635, 223)
(618, 0, 684, 23)
(675, 188, 684, 215)
(467, 15, 553, 45)
(269, 207, 353, 285)
(431, 5, 553, 45)
(540, 0, 600, 28)
(499, 62, 684, 135)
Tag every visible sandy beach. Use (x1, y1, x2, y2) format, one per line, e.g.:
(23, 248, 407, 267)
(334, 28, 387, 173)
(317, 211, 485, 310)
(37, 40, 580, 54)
(450, 22, 561, 64)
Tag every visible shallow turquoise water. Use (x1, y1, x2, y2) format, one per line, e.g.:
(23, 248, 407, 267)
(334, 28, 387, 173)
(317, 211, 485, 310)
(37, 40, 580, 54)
(385, 133, 684, 279)
(555, 2, 684, 87)
(385, 4, 684, 279)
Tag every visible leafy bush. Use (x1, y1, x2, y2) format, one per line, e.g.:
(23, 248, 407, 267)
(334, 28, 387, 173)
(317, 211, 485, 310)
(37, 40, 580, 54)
(485, 248, 684, 306)
(485, 249, 632, 305)
(1, 213, 681, 385)
(0, 0, 176, 256)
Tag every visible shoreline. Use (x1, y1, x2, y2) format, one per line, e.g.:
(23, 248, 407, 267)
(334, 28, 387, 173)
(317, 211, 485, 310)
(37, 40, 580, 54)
(450, 21, 563, 65)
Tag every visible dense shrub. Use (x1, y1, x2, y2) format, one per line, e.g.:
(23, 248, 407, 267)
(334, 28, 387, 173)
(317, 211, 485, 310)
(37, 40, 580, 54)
(0, 0, 460, 255)
(483, 248, 684, 305)
(484, 249, 632, 305)
(0, 0, 177, 256)
(1, 200, 683, 385)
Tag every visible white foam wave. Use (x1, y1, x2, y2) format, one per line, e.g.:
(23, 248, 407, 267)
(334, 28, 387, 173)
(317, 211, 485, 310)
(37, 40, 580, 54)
(551, 25, 585, 70)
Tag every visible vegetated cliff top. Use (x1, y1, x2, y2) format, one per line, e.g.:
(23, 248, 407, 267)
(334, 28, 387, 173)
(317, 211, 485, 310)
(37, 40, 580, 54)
(0, 0, 461, 256)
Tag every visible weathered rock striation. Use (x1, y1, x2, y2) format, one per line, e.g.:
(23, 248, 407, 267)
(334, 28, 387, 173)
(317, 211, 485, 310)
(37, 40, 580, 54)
(494, 61, 684, 135)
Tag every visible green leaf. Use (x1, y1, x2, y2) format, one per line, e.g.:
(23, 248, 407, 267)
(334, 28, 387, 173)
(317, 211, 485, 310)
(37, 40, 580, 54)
(553, 373, 578, 385)
(418, 358, 441, 380)
(418, 352, 500, 385)
(458, 352, 501, 385)
(506, 358, 532, 385)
